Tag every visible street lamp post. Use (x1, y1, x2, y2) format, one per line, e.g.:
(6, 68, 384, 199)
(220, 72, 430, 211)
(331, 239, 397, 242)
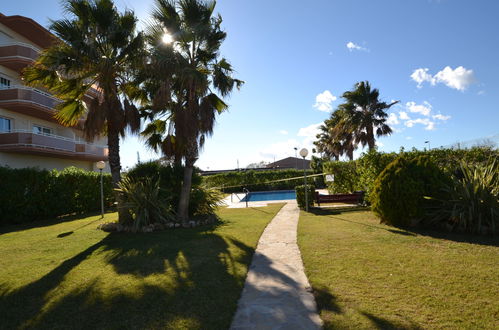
(299, 148, 309, 212)
(425, 140, 431, 151)
(294, 147, 298, 169)
(96, 161, 106, 218)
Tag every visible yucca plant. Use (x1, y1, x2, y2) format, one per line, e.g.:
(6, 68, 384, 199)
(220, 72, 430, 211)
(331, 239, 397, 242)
(117, 177, 175, 232)
(425, 159, 499, 234)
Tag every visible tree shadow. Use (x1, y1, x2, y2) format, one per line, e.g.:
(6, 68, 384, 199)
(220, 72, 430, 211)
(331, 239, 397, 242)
(361, 311, 422, 330)
(0, 211, 109, 236)
(405, 227, 499, 247)
(0, 224, 259, 329)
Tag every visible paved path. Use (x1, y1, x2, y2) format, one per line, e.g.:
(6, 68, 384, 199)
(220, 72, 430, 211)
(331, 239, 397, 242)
(230, 202, 323, 329)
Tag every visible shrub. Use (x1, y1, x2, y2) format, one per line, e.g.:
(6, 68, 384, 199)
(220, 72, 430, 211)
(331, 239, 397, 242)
(355, 149, 397, 202)
(424, 160, 499, 234)
(371, 155, 451, 227)
(0, 166, 113, 225)
(323, 161, 358, 193)
(296, 184, 315, 210)
(118, 177, 175, 231)
(126, 161, 221, 217)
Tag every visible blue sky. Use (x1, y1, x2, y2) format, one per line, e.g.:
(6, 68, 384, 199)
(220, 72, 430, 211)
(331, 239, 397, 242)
(4, 0, 499, 169)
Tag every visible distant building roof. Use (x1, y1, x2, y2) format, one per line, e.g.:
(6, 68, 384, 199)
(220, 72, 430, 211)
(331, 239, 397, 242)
(266, 157, 310, 170)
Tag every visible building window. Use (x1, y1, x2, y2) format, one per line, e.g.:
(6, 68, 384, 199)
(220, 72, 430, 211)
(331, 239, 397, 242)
(33, 125, 52, 136)
(0, 77, 11, 88)
(0, 117, 11, 132)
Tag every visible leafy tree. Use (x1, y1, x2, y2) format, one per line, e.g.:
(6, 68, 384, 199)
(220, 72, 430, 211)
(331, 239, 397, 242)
(141, 0, 243, 225)
(23, 0, 144, 223)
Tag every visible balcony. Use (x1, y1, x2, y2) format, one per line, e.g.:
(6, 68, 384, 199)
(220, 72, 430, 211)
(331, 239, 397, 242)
(0, 42, 40, 71)
(0, 85, 60, 122)
(0, 130, 108, 161)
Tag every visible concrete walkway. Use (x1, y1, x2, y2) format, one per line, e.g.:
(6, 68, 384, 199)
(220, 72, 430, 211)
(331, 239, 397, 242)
(230, 202, 323, 329)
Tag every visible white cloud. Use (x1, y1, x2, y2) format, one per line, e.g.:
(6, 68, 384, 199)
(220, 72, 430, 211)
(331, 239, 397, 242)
(399, 111, 410, 120)
(404, 118, 435, 131)
(410, 66, 476, 91)
(297, 123, 321, 138)
(433, 114, 451, 121)
(279, 130, 288, 135)
(313, 90, 337, 112)
(410, 68, 435, 88)
(386, 113, 400, 125)
(478, 90, 485, 95)
(406, 101, 432, 116)
(406, 136, 413, 140)
(346, 41, 369, 52)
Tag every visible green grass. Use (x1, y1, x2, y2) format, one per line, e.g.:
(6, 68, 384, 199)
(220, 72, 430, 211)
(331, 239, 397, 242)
(0, 204, 284, 329)
(298, 209, 499, 329)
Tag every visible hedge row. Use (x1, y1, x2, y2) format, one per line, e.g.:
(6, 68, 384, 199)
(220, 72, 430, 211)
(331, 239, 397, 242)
(0, 166, 113, 225)
(323, 146, 499, 203)
(202, 169, 315, 193)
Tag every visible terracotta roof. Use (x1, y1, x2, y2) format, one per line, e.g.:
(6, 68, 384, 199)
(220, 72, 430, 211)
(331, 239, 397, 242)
(0, 13, 56, 49)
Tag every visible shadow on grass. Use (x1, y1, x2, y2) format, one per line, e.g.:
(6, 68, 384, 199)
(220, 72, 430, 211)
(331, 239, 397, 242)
(0, 210, 112, 236)
(406, 227, 499, 247)
(361, 311, 422, 330)
(0, 217, 314, 329)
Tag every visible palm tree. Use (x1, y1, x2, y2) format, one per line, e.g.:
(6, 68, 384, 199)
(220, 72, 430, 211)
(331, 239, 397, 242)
(142, 0, 243, 225)
(339, 81, 398, 151)
(314, 108, 356, 160)
(23, 0, 145, 223)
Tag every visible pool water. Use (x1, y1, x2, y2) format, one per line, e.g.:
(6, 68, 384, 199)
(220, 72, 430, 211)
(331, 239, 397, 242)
(241, 190, 296, 202)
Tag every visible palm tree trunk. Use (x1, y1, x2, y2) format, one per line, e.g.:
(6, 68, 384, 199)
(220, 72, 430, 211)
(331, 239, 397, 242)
(178, 157, 194, 226)
(366, 124, 375, 150)
(107, 125, 128, 224)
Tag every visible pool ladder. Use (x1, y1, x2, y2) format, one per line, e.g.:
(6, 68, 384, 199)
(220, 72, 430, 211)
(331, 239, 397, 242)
(230, 188, 250, 208)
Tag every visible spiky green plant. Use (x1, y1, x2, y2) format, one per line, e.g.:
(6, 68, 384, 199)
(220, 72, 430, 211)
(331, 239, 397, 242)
(425, 160, 499, 234)
(117, 177, 175, 232)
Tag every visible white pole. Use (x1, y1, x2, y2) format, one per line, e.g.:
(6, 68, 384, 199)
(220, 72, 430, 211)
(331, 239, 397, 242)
(100, 168, 104, 218)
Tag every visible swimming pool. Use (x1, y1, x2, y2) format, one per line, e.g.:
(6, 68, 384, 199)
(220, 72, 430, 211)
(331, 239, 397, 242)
(241, 190, 296, 202)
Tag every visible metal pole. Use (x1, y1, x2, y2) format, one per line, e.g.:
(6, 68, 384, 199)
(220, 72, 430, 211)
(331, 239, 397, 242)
(303, 156, 308, 212)
(100, 168, 104, 218)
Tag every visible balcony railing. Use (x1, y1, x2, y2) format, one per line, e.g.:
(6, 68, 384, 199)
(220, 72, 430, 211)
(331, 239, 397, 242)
(0, 85, 61, 121)
(0, 129, 108, 161)
(0, 42, 40, 71)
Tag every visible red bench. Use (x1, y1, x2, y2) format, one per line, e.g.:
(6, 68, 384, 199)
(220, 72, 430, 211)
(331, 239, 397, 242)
(315, 191, 364, 206)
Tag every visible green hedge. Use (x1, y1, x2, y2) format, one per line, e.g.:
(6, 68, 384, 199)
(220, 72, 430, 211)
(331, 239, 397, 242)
(323, 147, 498, 203)
(0, 166, 113, 225)
(371, 155, 451, 227)
(295, 184, 315, 210)
(202, 169, 315, 193)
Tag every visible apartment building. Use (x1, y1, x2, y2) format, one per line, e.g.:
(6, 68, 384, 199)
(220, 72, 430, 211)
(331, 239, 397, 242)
(0, 13, 108, 171)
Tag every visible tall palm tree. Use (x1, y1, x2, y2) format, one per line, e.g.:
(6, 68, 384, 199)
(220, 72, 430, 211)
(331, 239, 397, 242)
(142, 0, 243, 225)
(340, 81, 398, 151)
(23, 0, 145, 223)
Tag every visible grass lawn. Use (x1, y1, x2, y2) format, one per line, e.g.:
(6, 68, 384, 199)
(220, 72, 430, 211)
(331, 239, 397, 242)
(0, 203, 284, 329)
(298, 209, 499, 329)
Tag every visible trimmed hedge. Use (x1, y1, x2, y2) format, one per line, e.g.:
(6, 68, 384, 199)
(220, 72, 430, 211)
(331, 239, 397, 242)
(371, 155, 451, 227)
(202, 169, 315, 193)
(0, 166, 113, 225)
(295, 184, 315, 210)
(323, 147, 498, 204)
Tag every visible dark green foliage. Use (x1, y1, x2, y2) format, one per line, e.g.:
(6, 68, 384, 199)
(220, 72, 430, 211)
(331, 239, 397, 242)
(424, 160, 499, 234)
(0, 166, 113, 225)
(202, 169, 314, 193)
(323, 161, 358, 193)
(296, 184, 315, 210)
(356, 149, 398, 202)
(371, 156, 451, 227)
(126, 161, 220, 217)
(118, 176, 175, 230)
